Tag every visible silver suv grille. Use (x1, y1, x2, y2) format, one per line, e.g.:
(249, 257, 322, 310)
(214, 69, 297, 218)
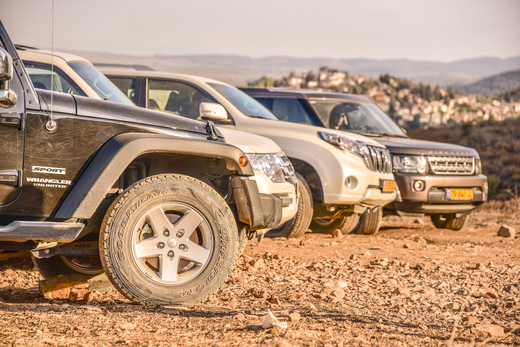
(365, 146, 392, 173)
(427, 156, 474, 175)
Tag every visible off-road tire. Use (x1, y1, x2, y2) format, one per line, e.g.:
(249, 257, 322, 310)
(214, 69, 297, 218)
(99, 174, 239, 305)
(310, 213, 359, 234)
(265, 172, 313, 239)
(430, 214, 467, 231)
(350, 207, 383, 235)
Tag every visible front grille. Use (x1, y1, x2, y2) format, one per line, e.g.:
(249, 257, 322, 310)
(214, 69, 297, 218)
(364, 146, 392, 173)
(427, 156, 474, 175)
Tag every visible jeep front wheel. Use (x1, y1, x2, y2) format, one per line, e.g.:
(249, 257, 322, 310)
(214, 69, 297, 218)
(100, 174, 239, 305)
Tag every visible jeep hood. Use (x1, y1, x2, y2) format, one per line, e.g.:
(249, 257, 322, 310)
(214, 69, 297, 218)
(375, 137, 479, 157)
(218, 127, 282, 154)
(37, 90, 219, 138)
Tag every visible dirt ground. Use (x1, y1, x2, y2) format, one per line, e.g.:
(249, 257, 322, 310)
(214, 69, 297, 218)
(0, 202, 519, 347)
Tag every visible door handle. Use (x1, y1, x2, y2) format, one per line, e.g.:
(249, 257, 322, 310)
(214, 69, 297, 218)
(0, 113, 21, 128)
(0, 169, 19, 186)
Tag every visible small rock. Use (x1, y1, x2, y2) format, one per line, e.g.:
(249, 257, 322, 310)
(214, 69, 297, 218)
(227, 297, 238, 309)
(415, 237, 427, 244)
(415, 262, 428, 270)
(413, 218, 424, 224)
(329, 288, 345, 301)
(462, 316, 479, 325)
(288, 311, 301, 322)
(336, 281, 348, 288)
(471, 323, 504, 337)
(403, 243, 410, 249)
(393, 287, 410, 296)
(332, 229, 343, 239)
(39, 274, 90, 301)
(497, 225, 515, 238)
(254, 290, 268, 299)
(364, 251, 372, 256)
(117, 322, 136, 331)
(350, 255, 357, 260)
(475, 263, 486, 270)
(233, 313, 245, 320)
(268, 297, 281, 305)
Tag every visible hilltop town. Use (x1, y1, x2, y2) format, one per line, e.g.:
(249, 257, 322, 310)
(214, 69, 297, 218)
(250, 68, 520, 129)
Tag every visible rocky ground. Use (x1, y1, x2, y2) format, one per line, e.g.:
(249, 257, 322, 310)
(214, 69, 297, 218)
(0, 202, 519, 347)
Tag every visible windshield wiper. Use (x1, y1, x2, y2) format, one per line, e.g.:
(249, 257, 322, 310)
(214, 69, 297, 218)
(359, 132, 407, 138)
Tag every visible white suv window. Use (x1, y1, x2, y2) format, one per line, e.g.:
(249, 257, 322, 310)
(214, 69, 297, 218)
(148, 79, 214, 119)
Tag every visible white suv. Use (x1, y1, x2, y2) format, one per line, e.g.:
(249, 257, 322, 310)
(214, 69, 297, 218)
(18, 47, 298, 244)
(98, 67, 396, 235)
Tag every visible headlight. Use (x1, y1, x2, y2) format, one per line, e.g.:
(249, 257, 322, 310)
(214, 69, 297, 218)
(393, 155, 428, 174)
(318, 131, 367, 158)
(475, 157, 482, 175)
(246, 153, 295, 183)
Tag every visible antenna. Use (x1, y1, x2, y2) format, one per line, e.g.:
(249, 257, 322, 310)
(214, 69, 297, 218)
(45, 0, 57, 133)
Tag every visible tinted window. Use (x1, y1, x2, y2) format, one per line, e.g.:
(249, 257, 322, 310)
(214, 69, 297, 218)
(309, 99, 406, 136)
(255, 97, 271, 109)
(109, 77, 136, 103)
(271, 98, 319, 125)
(24, 62, 84, 96)
(208, 83, 278, 120)
(148, 79, 215, 119)
(68, 61, 134, 106)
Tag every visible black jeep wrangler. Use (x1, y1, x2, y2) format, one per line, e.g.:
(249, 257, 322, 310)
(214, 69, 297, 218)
(0, 22, 281, 304)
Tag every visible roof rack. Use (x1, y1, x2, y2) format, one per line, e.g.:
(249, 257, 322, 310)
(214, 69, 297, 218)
(94, 63, 154, 71)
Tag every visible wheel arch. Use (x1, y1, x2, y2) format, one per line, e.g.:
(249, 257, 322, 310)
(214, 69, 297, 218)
(55, 132, 253, 220)
(288, 157, 324, 203)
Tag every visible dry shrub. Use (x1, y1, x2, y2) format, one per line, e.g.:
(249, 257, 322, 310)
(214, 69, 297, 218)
(484, 187, 520, 216)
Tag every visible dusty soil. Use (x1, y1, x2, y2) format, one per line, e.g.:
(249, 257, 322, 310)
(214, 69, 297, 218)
(0, 203, 519, 346)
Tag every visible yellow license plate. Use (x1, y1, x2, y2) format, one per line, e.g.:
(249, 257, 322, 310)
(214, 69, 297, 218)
(447, 189, 473, 200)
(382, 180, 396, 193)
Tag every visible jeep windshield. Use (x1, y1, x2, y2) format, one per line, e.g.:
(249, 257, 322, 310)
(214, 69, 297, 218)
(309, 99, 407, 137)
(208, 83, 279, 120)
(68, 61, 134, 106)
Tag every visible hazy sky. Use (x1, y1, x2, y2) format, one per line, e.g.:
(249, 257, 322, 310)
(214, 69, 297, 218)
(3, 0, 520, 62)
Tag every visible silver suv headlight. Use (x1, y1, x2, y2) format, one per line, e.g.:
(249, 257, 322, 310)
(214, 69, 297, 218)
(475, 157, 482, 175)
(246, 153, 296, 184)
(393, 155, 428, 174)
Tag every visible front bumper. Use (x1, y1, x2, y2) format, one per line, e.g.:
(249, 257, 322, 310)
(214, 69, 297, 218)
(249, 170, 297, 225)
(231, 177, 283, 231)
(318, 150, 396, 207)
(392, 173, 487, 214)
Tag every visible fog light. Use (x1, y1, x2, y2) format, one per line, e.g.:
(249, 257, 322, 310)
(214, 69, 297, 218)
(413, 180, 425, 191)
(345, 176, 358, 190)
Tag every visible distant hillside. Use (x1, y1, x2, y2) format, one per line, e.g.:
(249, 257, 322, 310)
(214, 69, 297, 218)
(456, 69, 520, 96)
(70, 50, 520, 87)
(409, 118, 520, 199)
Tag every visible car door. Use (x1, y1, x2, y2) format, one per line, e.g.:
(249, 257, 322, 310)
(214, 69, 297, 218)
(0, 43, 25, 206)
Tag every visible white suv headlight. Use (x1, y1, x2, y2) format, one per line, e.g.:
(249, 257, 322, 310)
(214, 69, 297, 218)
(393, 155, 428, 174)
(318, 131, 367, 158)
(246, 153, 295, 183)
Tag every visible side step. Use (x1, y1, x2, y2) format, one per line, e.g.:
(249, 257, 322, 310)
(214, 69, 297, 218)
(0, 221, 85, 242)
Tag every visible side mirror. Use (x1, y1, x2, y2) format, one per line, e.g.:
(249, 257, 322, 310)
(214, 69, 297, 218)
(199, 102, 228, 121)
(0, 47, 17, 108)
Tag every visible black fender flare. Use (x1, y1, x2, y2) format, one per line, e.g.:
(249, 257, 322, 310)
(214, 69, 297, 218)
(55, 132, 253, 219)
